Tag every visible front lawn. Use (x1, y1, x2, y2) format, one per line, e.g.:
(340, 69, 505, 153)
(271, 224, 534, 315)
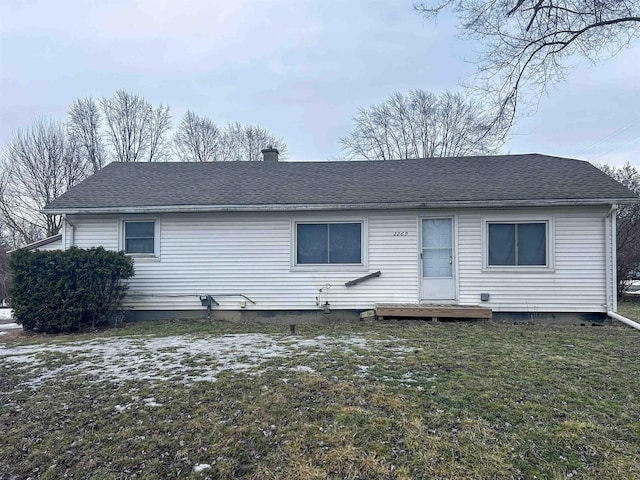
(1, 320, 638, 479)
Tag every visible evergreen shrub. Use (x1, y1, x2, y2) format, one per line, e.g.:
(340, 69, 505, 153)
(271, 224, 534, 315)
(10, 247, 134, 333)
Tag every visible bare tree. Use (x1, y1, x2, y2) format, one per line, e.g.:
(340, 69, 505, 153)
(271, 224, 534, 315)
(173, 111, 221, 162)
(0, 235, 9, 303)
(67, 97, 106, 172)
(340, 90, 506, 160)
(100, 90, 171, 162)
(174, 113, 287, 162)
(0, 119, 90, 245)
(415, 1, 640, 126)
(220, 123, 287, 161)
(147, 104, 172, 162)
(597, 162, 640, 297)
(101, 91, 149, 162)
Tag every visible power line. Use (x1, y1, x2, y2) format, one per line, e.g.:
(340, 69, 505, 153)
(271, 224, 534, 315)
(575, 115, 640, 157)
(591, 133, 640, 161)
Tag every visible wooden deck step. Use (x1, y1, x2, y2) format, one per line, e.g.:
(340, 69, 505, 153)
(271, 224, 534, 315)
(375, 303, 492, 320)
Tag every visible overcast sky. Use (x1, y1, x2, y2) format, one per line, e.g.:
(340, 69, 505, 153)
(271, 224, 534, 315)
(1, 0, 639, 169)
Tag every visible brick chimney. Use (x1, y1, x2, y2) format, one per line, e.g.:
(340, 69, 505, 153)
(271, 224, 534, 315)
(261, 146, 279, 162)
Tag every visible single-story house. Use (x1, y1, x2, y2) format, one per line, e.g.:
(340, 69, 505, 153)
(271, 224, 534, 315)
(42, 151, 637, 320)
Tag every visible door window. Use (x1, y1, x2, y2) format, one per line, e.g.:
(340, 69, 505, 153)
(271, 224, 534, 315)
(422, 218, 452, 278)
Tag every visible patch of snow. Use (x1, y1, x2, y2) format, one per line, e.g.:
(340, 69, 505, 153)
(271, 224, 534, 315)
(290, 365, 315, 373)
(193, 463, 211, 473)
(400, 372, 416, 382)
(0, 309, 13, 321)
(0, 332, 417, 390)
(143, 397, 163, 407)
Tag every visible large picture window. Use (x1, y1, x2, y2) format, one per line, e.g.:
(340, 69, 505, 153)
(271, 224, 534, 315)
(124, 221, 156, 255)
(296, 222, 362, 265)
(488, 222, 547, 266)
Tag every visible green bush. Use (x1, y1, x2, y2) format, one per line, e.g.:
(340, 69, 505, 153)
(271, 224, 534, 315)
(9, 247, 135, 333)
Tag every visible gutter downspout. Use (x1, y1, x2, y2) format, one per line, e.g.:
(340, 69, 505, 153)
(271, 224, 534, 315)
(602, 205, 640, 331)
(610, 206, 617, 313)
(65, 217, 76, 249)
(607, 311, 640, 331)
(61, 215, 67, 250)
(603, 205, 617, 313)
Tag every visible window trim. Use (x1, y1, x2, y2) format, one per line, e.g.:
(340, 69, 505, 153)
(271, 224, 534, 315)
(291, 219, 368, 271)
(119, 217, 161, 260)
(482, 217, 554, 272)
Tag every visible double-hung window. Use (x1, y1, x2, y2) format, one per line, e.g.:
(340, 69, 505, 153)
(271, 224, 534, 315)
(487, 222, 547, 267)
(295, 222, 362, 265)
(124, 221, 156, 255)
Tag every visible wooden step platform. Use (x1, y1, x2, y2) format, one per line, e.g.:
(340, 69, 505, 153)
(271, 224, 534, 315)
(374, 303, 492, 320)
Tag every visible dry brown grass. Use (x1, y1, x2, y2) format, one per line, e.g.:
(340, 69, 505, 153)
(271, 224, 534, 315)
(618, 300, 640, 321)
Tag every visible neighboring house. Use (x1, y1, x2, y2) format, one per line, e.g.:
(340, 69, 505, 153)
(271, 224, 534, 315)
(20, 234, 63, 252)
(42, 152, 637, 319)
(4, 235, 62, 305)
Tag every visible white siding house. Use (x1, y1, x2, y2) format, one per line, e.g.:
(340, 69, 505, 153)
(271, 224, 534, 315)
(44, 153, 636, 318)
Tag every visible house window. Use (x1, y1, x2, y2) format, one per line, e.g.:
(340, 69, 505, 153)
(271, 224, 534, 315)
(296, 222, 362, 265)
(488, 222, 547, 266)
(124, 221, 155, 255)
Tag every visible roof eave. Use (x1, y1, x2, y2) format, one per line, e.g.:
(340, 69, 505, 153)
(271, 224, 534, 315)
(8, 234, 62, 253)
(42, 198, 637, 215)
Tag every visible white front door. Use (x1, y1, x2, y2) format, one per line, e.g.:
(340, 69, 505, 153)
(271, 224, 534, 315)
(421, 217, 456, 301)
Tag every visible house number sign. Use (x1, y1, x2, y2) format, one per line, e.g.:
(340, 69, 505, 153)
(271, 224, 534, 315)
(393, 231, 409, 236)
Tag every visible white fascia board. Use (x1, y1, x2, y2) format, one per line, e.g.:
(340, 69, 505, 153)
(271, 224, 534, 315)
(42, 198, 634, 215)
(8, 234, 63, 253)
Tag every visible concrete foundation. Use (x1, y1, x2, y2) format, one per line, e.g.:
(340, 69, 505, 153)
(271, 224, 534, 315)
(125, 308, 610, 326)
(127, 308, 362, 324)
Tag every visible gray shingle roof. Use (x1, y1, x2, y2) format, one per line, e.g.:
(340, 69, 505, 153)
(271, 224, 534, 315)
(43, 154, 638, 213)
